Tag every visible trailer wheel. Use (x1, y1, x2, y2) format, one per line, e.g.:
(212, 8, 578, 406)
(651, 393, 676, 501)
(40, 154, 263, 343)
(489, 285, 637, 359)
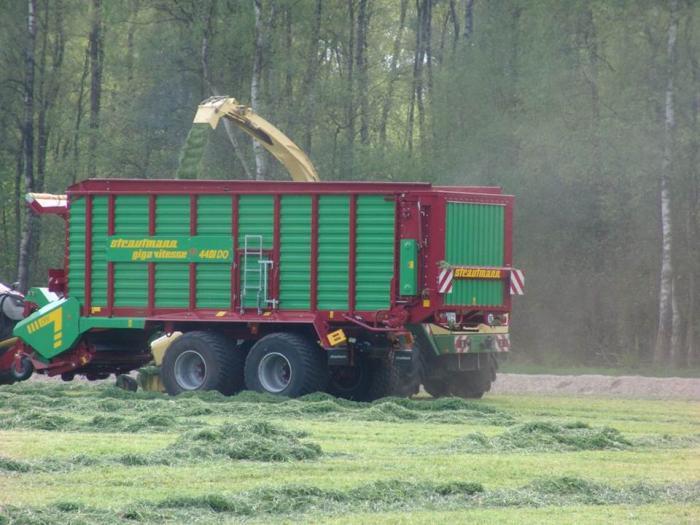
(448, 357, 496, 399)
(161, 331, 244, 396)
(244, 333, 328, 398)
(422, 376, 450, 398)
(327, 357, 373, 401)
(10, 356, 33, 382)
(365, 350, 424, 401)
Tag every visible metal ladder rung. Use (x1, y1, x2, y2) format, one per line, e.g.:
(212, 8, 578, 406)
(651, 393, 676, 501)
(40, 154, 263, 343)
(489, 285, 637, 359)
(241, 235, 274, 313)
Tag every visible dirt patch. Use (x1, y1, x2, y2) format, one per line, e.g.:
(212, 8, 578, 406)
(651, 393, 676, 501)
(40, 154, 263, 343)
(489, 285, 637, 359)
(491, 373, 700, 400)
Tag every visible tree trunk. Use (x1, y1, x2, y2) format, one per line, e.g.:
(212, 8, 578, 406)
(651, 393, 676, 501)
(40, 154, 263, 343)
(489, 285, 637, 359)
(356, 0, 370, 145)
(686, 6, 700, 366)
(654, 0, 679, 364)
(407, 0, 424, 154)
(463, 0, 473, 40)
(301, 0, 322, 153)
(284, 4, 293, 132)
(408, 0, 430, 155)
(449, 0, 460, 55)
(688, 273, 696, 366)
(87, 0, 103, 179)
(14, 149, 23, 272)
(201, 0, 253, 180)
(378, 0, 407, 150)
(251, 0, 268, 180)
(72, 48, 89, 183)
(17, 0, 37, 293)
(422, 0, 433, 153)
(126, 0, 139, 83)
(36, 0, 49, 193)
(343, 0, 356, 179)
(35, 0, 65, 193)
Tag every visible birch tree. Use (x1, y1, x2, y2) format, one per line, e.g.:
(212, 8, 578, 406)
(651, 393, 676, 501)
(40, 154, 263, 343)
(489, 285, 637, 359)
(654, 0, 680, 364)
(16, 0, 37, 293)
(251, 0, 268, 180)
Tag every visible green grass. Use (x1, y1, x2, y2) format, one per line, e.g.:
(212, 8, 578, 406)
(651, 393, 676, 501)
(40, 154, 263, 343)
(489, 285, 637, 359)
(0, 382, 698, 523)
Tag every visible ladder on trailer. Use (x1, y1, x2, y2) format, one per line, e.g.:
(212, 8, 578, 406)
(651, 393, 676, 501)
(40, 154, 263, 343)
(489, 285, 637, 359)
(241, 235, 275, 314)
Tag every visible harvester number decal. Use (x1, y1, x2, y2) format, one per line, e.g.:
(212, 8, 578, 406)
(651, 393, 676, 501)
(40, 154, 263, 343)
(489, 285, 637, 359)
(198, 249, 230, 260)
(26, 307, 63, 349)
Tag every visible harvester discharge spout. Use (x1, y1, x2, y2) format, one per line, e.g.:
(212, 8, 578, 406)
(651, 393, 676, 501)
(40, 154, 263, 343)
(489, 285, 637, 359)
(183, 96, 319, 183)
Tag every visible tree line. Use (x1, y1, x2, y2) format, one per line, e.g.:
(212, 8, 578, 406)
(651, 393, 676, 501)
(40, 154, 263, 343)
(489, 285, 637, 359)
(0, 0, 697, 367)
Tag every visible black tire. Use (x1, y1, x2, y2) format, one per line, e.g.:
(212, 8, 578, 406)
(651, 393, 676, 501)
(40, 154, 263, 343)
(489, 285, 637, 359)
(161, 331, 244, 396)
(397, 349, 425, 398)
(10, 356, 33, 382)
(327, 356, 373, 401)
(0, 354, 32, 385)
(116, 374, 138, 392)
(365, 358, 397, 400)
(422, 376, 450, 398)
(449, 377, 487, 399)
(244, 333, 328, 398)
(365, 353, 422, 401)
(448, 357, 496, 399)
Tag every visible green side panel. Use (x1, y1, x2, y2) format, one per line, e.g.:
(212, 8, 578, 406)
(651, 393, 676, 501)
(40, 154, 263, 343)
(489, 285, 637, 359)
(399, 239, 418, 296)
(238, 195, 274, 308)
(14, 297, 81, 360)
(90, 196, 108, 307)
(114, 196, 149, 308)
(445, 202, 505, 306)
(154, 195, 189, 308)
(355, 195, 395, 310)
(196, 195, 232, 308)
(280, 195, 311, 310)
(67, 196, 86, 303)
(317, 195, 349, 310)
(79, 316, 146, 331)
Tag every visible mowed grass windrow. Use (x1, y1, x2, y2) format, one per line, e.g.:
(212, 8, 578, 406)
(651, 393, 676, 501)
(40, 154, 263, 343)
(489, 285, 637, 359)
(0, 382, 698, 524)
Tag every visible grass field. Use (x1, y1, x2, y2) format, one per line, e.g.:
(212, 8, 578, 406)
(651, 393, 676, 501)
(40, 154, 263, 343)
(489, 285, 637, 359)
(0, 382, 698, 524)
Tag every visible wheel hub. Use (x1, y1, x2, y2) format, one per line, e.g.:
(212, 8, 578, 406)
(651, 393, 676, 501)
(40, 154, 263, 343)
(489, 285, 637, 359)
(258, 352, 292, 393)
(173, 349, 207, 390)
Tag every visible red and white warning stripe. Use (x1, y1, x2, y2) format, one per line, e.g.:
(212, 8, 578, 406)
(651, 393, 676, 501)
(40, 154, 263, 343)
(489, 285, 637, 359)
(495, 334, 510, 352)
(438, 268, 454, 294)
(509, 269, 525, 296)
(454, 335, 470, 353)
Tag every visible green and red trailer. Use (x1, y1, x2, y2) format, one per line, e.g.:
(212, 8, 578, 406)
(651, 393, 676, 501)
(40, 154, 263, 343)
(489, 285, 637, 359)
(2, 178, 522, 400)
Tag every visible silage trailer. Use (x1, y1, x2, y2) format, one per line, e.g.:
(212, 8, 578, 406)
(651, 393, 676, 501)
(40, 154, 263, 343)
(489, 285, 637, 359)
(0, 98, 523, 400)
